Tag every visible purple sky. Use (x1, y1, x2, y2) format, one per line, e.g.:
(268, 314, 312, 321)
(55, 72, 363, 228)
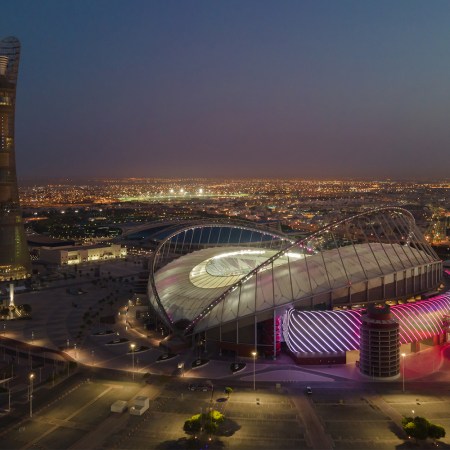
(2, 1, 450, 180)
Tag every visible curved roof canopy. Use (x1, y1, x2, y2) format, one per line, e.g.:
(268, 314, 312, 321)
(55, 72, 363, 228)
(149, 208, 440, 335)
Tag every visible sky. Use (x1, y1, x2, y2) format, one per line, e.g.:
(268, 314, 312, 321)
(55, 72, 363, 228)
(1, 0, 450, 181)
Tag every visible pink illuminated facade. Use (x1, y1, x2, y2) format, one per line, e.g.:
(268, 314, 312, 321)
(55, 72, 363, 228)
(284, 292, 450, 355)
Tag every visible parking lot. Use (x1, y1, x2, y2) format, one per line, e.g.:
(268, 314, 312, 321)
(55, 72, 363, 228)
(2, 371, 450, 449)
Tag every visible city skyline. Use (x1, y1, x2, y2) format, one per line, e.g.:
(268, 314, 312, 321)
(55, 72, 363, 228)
(2, 1, 450, 180)
(1, 4, 450, 446)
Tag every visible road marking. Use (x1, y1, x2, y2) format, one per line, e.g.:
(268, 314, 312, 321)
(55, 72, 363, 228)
(34, 416, 92, 431)
(21, 386, 114, 450)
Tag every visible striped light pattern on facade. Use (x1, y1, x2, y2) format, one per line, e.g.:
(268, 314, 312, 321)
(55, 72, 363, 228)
(283, 308, 362, 353)
(284, 292, 450, 354)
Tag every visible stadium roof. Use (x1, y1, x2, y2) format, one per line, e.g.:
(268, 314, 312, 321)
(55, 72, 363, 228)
(149, 207, 441, 335)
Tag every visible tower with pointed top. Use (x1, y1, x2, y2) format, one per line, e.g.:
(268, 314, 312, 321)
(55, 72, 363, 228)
(0, 37, 31, 281)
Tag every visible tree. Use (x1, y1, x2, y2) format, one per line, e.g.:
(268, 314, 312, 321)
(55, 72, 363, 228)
(412, 417, 430, 441)
(209, 410, 224, 423)
(204, 421, 218, 435)
(225, 387, 233, 398)
(403, 415, 447, 443)
(184, 415, 202, 434)
(429, 424, 446, 441)
(402, 417, 413, 426)
(183, 410, 224, 438)
(404, 422, 417, 438)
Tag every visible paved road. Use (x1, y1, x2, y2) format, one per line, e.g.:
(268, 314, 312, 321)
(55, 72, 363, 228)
(288, 387, 333, 450)
(22, 385, 115, 450)
(0, 371, 85, 437)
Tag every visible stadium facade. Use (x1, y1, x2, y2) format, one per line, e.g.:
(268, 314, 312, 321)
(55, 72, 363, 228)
(0, 37, 31, 281)
(148, 208, 448, 362)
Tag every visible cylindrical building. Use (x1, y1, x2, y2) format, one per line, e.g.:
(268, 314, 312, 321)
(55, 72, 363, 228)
(0, 37, 31, 281)
(359, 304, 400, 378)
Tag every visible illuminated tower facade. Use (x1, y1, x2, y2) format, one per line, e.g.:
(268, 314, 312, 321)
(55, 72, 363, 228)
(0, 37, 31, 281)
(359, 304, 400, 378)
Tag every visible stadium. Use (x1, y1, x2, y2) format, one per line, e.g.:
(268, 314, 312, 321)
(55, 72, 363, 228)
(148, 207, 449, 363)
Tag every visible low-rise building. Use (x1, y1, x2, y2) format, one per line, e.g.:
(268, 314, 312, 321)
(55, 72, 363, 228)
(39, 243, 126, 265)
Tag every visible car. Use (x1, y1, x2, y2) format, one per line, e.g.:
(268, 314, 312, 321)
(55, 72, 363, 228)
(188, 383, 213, 392)
(306, 386, 312, 395)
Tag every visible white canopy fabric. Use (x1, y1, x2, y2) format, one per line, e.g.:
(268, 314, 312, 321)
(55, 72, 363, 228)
(150, 242, 434, 332)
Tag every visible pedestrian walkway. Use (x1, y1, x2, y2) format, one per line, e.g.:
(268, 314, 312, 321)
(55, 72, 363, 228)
(288, 387, 334, 450)
(366, 394, 406, 439)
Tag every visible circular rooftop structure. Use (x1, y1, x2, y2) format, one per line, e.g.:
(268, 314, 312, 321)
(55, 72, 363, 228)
(148, 208, 443, 340)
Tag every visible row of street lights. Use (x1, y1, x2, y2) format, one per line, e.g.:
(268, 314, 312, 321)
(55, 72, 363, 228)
(21, 346, 414, 421)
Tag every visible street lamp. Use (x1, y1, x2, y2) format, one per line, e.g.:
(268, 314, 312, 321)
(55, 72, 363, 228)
(130, 343, 136, 380)
(401, 353, 406, 392)
(251, 351, 257, 391)
(7, 382, 11, 412)
(29, 372, 35, 418)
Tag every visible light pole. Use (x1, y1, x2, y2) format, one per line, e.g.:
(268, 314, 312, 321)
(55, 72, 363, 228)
(251, 351, 257, 391)
(7, 382, 10, 412)
(29, 372, 35, 418)
(130, 343, 135, 380)
(401, 353, 406, 392)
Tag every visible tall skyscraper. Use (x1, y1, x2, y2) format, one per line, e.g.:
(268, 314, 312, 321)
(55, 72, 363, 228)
(0, 37, 31, 281)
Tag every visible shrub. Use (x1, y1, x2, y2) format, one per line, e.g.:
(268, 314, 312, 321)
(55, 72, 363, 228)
(413, 417, 430, 440)
(402, 416, 413, 427)
(429, 424, 446, 440)
(209, 410, 224, 423)
(402, 416, 446, 442)
(204, 421, 218, 434)
(184, 418, 201, 434)
(183, 410, 224, 437)
(404, 421, 416, 437)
